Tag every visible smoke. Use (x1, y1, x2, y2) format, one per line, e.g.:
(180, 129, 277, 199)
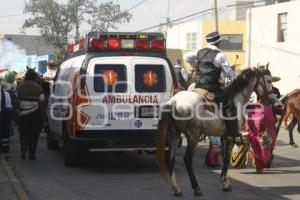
(0, 39, 27, 70)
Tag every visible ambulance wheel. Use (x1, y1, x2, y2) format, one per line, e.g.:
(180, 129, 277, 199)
(63, 137, 81, 167)
(47, 133, 59, 150)
(0, 146, 9, 153)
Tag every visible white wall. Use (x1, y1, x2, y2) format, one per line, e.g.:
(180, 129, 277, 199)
(246, 0, 300, 94)
(165, 21, 202, 50)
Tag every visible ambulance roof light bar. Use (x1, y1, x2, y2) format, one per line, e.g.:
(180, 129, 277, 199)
(67, 32, 166, 56)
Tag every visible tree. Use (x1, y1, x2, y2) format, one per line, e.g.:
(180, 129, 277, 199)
(88, 1, 131, 32)
(23, 0, 132, 49)
(23, 0, 73, 49)
(67, 0, 96, 38)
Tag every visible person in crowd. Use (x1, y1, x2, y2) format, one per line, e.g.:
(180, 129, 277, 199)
(185, 31, 242, 144)
(0, 79, 13, 153)
(16, 68, 45, 160)
(174, 58, 189, 90)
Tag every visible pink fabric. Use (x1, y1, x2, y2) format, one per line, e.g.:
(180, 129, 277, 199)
(205, 141, 219, 166)
(247, 105, 277, 171)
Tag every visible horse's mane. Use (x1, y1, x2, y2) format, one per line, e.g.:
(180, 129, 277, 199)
(225, 68, 257, 97)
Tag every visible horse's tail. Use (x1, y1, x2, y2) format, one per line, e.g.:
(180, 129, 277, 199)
(156, 103, 172, 179)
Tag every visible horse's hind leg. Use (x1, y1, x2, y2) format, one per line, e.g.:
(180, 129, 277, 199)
(220, 137, 232, 192)
(183, 134, 202, 196)
(288, 117, 298, 147)
(166, 128, 182, 196)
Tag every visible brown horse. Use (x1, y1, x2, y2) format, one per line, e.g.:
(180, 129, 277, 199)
(156, 67, 277, 196)
(283, 89, 300, 147)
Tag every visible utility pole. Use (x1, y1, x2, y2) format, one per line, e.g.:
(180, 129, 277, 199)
(213, 0, 219, 31)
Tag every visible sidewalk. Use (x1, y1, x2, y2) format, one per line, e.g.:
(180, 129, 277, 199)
(0, 155, 19, 200)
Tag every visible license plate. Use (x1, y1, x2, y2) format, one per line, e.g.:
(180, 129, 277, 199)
(137, 106, 159, 118)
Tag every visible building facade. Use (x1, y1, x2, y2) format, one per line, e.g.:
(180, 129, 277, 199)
(1, 34, 58, 73)
(246, 0, 300, 94)
(163, 20, 246, 69)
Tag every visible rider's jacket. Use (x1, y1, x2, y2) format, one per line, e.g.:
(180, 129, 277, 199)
(17, 80, 44, 116)
(196, 48, 221, 91)
(185, 44, 234, 92)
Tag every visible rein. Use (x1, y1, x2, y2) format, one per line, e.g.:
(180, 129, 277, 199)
(253, 72, 273, 101)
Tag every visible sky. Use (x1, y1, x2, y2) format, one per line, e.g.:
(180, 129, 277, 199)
(0, 0, 235, 35)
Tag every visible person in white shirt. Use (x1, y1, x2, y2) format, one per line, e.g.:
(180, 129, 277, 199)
(174, 59, 189, 90)
(0, 80, 12, 153)
(185, 31, 242, 144)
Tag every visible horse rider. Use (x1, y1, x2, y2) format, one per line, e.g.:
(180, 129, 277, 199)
(0, 79, 13, 153)
(185, 31, 242, 144)
(174, 58, 189, 90)
(16, 68, 45, 160)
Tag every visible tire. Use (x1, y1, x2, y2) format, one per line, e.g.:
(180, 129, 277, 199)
(0, 146, 9, 153)
(63, 137, 82, 167)
(47, 133, 60, 150)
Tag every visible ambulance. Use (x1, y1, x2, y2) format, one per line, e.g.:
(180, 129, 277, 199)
(47, 32, 178, 166)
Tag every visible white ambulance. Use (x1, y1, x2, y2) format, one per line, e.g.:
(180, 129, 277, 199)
(47, 32, 178, 166)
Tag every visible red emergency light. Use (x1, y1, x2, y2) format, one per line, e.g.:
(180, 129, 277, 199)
(107, 38, 121, 50)
(135, 39, 149, 50)
(79, 37, 85, 49)
(151, 40, 165, 51)
(90, 38, 105, 50)
(68, 43, 74, 53)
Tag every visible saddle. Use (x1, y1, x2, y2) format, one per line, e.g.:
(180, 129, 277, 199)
(192, 88, 215, 102)
(192, 88, 216, 112)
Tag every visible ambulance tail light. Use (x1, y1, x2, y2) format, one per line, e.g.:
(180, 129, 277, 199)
(150, 40, 165, 51)
(107, 38, 121, 50)
(90, 38, 105, 50)
(135, 39, 149, 50)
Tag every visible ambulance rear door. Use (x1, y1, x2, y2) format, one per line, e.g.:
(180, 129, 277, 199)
(78, 56, 133, 131)
(130, 57, 173, 130)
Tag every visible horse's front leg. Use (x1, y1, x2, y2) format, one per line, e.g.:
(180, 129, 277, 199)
(288, 117, 298, 147)
(220, 137, 233, 192)
(183, 135, 202, 196)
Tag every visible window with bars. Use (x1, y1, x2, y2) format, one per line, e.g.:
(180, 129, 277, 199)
(278, 12, 287, 42)
(186, 32, 197, 50)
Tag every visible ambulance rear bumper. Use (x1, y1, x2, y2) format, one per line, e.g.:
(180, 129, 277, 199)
(69, 130, 157, 150)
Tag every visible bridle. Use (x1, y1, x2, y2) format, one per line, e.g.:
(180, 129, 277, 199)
(253, 71, 274, 101)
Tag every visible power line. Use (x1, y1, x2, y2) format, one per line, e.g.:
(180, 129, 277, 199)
(0, 14, 24, 18)
(126, 0, 148, 11)
(137, 8, 214, 32)
(136, 0, 268, 32)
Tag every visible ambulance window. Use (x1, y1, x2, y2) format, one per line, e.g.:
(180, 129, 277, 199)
(94, 64, 127, 93)
(135, 64, 166, 93)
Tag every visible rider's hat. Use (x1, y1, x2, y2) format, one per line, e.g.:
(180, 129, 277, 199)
(206, 31, 222, 44)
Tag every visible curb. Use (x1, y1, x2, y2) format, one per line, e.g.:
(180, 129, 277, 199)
(0, 155, 30, 200)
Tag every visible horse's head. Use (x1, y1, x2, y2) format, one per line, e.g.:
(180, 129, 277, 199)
(253, 63, 277, 104)
(25, 66, 38, 81)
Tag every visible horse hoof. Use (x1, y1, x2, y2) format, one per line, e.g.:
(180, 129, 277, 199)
(222, 185, 232, 192)
(174, 191, 183, 197)
(292, 144, 298, 148)
(194, 189, 203, 196)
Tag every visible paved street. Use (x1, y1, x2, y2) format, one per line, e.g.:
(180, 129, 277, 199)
(1, 128, 300, 200)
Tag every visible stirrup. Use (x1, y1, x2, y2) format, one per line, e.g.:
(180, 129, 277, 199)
(227, 136, 245, 145)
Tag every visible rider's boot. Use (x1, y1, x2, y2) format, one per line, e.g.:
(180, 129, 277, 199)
(225, 119, 244, 145)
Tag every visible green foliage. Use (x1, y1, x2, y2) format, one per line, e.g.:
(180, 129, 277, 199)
(88, 1, 132, 32)
(23, 0, 132, 49)
(23, 0, 73, 49)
